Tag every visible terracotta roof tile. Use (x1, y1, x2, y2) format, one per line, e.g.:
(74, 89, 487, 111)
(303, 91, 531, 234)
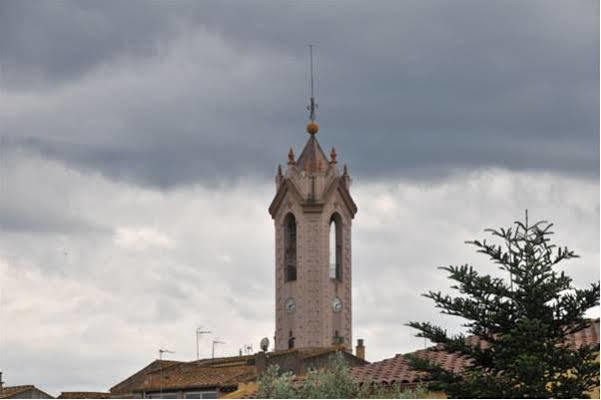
(194, 355, 254, 367)
(137, 362, 257, 392)
(352, 319, 600, 385)
(110, 359, 184, 394)
(112, 348, 356, 396)
(0, 385, 35, 398)
(58, 392, 110, 399)
(564, 318, 600, 348)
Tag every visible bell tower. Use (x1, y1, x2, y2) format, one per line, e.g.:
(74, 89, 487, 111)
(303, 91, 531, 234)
(268, 46, 357, 350)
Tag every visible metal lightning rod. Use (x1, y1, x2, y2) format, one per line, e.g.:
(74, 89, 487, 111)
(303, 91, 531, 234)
(307, 44, 317, 122)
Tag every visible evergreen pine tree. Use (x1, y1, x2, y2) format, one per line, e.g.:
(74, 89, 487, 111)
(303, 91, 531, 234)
(407, 214, 600, 398)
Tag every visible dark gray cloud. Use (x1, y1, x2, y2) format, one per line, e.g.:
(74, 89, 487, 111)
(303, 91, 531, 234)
(0, 1, 179, 88)
(0, 0, 598, 189)
(0, 3, 598, 395)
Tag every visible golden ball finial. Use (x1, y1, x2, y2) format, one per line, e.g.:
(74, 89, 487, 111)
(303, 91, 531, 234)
(306, 121, 319, 135)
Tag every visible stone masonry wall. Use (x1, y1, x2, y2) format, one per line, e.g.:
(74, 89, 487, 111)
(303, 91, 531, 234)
(274, 175, 353, 351)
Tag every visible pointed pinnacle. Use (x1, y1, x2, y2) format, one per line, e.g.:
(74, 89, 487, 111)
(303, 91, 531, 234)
(330, 147, 337, 163)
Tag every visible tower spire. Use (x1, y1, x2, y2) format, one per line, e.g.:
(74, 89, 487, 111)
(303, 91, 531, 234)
(306, 44, 319, 135)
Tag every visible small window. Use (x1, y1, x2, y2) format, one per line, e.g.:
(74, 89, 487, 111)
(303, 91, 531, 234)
(284, 213, 297, 282)
(185, 392, 218, 399)
(329, 214, 342, 281)
(147, 394, 177, 399)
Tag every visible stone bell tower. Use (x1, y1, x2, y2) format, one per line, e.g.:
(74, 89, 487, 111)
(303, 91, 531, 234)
(268, 52, 357, 350)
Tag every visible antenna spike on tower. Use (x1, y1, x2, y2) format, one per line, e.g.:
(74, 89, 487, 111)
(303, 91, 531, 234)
(306, 44, 320, 135)
(309, 44, 314, 100)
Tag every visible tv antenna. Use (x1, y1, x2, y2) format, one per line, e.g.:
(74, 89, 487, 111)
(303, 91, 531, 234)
(242, 344, 253, 355)
(212, 339, 225, 359)
(158, 348, 175, 397)
(159, 348, 175, 360)
(196, 326, 211, 360)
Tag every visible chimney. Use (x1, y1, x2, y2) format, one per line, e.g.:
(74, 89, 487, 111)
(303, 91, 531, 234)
(355, 339, 365, 360)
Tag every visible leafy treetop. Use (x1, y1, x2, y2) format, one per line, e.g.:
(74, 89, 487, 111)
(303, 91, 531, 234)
(407, 214, 600, 398)
(256, 351, 427, 399)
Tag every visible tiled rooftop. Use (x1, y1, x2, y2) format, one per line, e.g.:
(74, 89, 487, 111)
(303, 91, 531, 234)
(135, 347, 353, 393)
(138, 362, 256, 392)
(110, 346, 361, 397)
(0, 385, 35, 399)
(564, 319, 600, 347)
(352, 319, 600, 385)
(58, 392, 110, 399)
(110, 359, 185, 395)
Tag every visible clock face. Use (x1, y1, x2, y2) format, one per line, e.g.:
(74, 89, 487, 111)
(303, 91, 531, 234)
(332, 297, 342, 313)
(285, 298, 296, 314)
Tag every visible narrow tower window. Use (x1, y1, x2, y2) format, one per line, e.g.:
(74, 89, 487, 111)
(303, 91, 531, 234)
(329, 214, 342, 281)
(284, 213, 297, 282)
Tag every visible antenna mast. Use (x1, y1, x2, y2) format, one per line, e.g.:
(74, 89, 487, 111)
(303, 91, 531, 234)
(158, 348, 175, 398)
(307, 44, 318, 122)
(212, 340, 225, 359)
(196, 327, 211, 360)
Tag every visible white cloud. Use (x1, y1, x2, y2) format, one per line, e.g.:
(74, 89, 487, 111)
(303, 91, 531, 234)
(114, 227, 175, 250)
(0, 154, 598, 396)
(352, 168, 599, 358)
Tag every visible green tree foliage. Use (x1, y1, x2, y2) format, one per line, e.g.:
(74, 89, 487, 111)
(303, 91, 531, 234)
(256, 352, 427, 399)
(256, 364, 297, 399)
(407, 215, 600, 398)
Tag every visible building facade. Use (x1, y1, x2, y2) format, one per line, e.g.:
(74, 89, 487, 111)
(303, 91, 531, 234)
(269, 123, 357, 351)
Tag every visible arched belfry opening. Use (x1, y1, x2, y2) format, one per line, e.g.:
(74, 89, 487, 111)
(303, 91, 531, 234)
(329, 213, 343, 281)
(284, 213, 297, 282)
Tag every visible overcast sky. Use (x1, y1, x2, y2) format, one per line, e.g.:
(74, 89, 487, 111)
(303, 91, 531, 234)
(0, 0, 599, 396)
